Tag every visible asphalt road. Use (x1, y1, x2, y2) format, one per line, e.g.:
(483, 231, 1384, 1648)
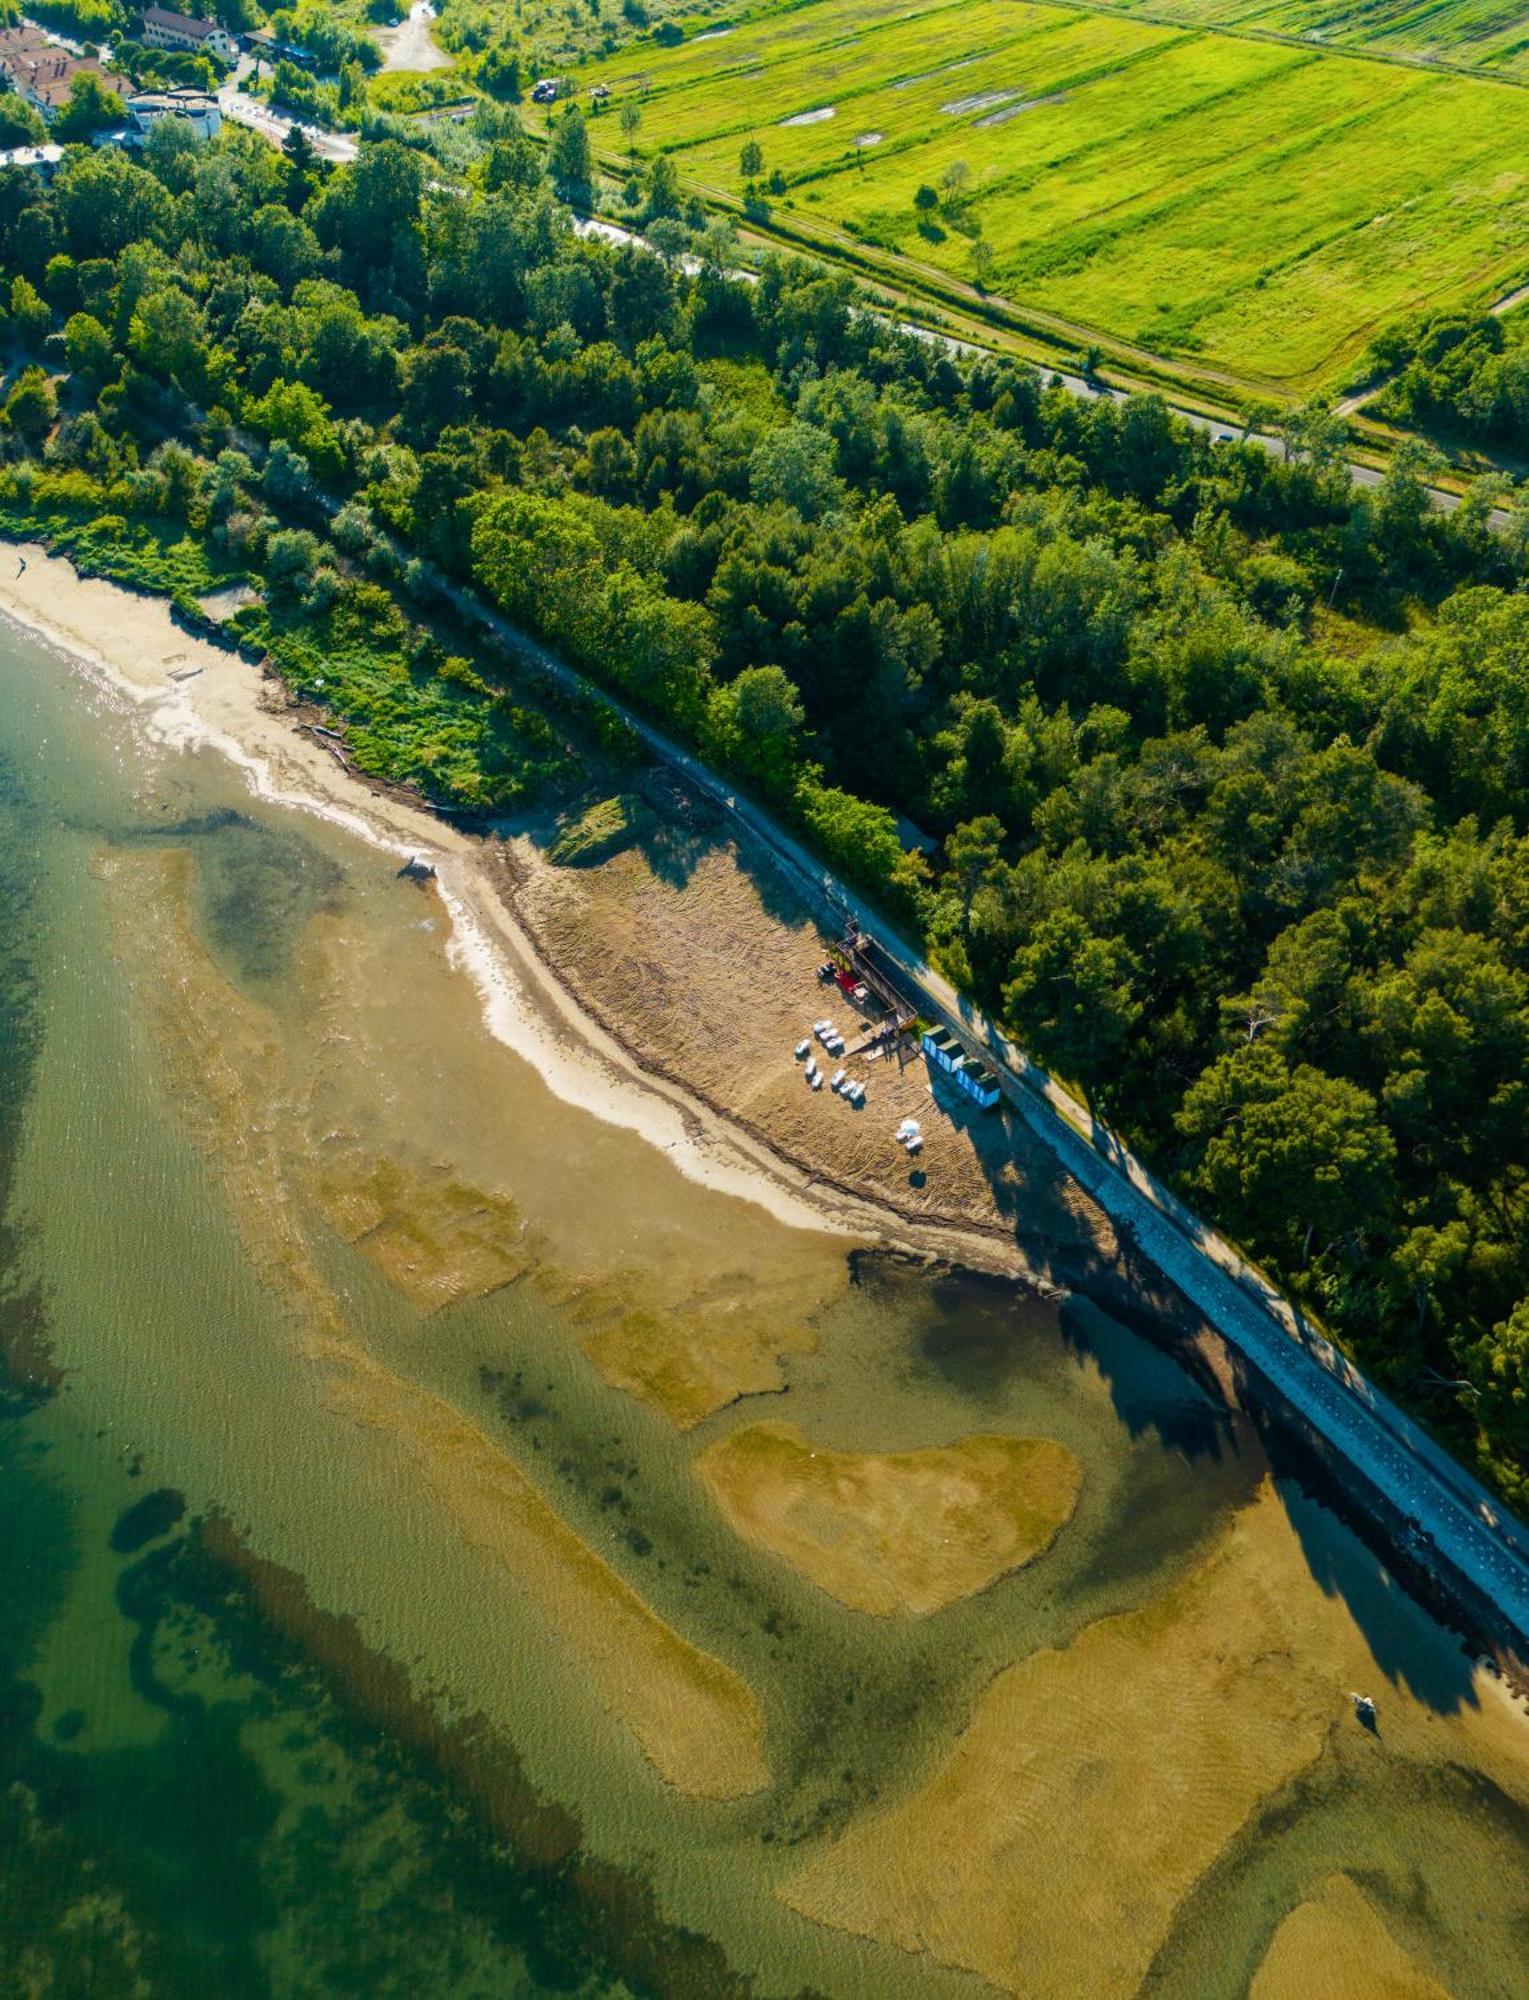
(218, 88, 359, 164)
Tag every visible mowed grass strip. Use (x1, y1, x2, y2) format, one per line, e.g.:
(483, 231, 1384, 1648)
(571, 0, 1529, 390)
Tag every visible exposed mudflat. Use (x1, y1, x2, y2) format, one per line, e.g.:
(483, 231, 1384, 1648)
(783, 1477, 1529, 1996)
(698, 1421, 1080, 1614)
(1250, 1874, 1452, 1999)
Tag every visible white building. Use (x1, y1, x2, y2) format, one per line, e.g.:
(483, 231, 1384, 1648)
(127, 86, 222, 137)
(138, 8, 239, 63)
(0, 143, 64, 176)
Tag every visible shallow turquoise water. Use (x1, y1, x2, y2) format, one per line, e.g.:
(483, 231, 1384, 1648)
(0, 625, 668, 1998)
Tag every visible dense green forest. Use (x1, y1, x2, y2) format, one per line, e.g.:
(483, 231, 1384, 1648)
(1367, 307, 1529, 454)
(3, 122, 1529, 1503)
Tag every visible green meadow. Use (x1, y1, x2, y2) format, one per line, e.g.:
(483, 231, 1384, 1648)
(569, 0, 1529, 393)
(1103, 0, 1529, 82)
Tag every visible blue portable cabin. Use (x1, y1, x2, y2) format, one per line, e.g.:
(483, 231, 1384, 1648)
(922, 1027, 963, 1074)
(958, 1064, 1002, 1111)
(921, 1028, 1002, 1110)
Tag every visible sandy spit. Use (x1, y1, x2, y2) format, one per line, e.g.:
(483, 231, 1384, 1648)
(0, 540, 1030, 1273)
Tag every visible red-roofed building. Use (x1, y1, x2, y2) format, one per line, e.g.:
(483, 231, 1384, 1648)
(139, 7, 239, 62)
(7, 50, 133, 121)
(0, 23, 55, 69)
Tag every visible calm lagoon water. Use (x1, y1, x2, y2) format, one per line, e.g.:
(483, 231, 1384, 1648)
(2, 619, 1528, 1999)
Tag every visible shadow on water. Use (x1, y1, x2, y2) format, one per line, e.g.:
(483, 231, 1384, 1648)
(1063, 1226, 1481, 1714)
(902, 1016, 1485, 1716)
(696, 814, 1487, 1720)
(1056, 1294, 1237, 1463)
(1258, 1422, 1480, 1714)
(907, 1100, 1235, 1464)
(524, 751, 1506, 1740)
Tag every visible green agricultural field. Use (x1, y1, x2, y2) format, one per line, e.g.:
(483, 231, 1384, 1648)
(564, 0, 1529, 395)
(1101, 0, 1529, 83)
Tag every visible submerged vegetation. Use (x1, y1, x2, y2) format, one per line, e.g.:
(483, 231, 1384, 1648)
(5, 111, 1529, 1510)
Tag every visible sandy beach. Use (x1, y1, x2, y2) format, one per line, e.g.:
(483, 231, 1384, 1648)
(0, 538, 1072, 1282)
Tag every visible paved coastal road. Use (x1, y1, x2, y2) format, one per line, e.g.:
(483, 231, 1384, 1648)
(218, 88, 359, 163)
(399, 550, 1529, 1648)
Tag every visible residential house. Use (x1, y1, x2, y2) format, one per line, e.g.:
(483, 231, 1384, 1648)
(0, 23, 54, 74)
(6, 49, 133, 122)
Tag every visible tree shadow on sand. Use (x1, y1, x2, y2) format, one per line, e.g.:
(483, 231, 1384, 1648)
(515, 765, 720, 894)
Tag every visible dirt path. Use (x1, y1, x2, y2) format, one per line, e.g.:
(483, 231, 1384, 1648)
(377, 0, 450, 73)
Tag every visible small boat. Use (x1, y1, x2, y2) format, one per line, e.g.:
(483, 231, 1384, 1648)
(795, 1039, 810, 1059)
